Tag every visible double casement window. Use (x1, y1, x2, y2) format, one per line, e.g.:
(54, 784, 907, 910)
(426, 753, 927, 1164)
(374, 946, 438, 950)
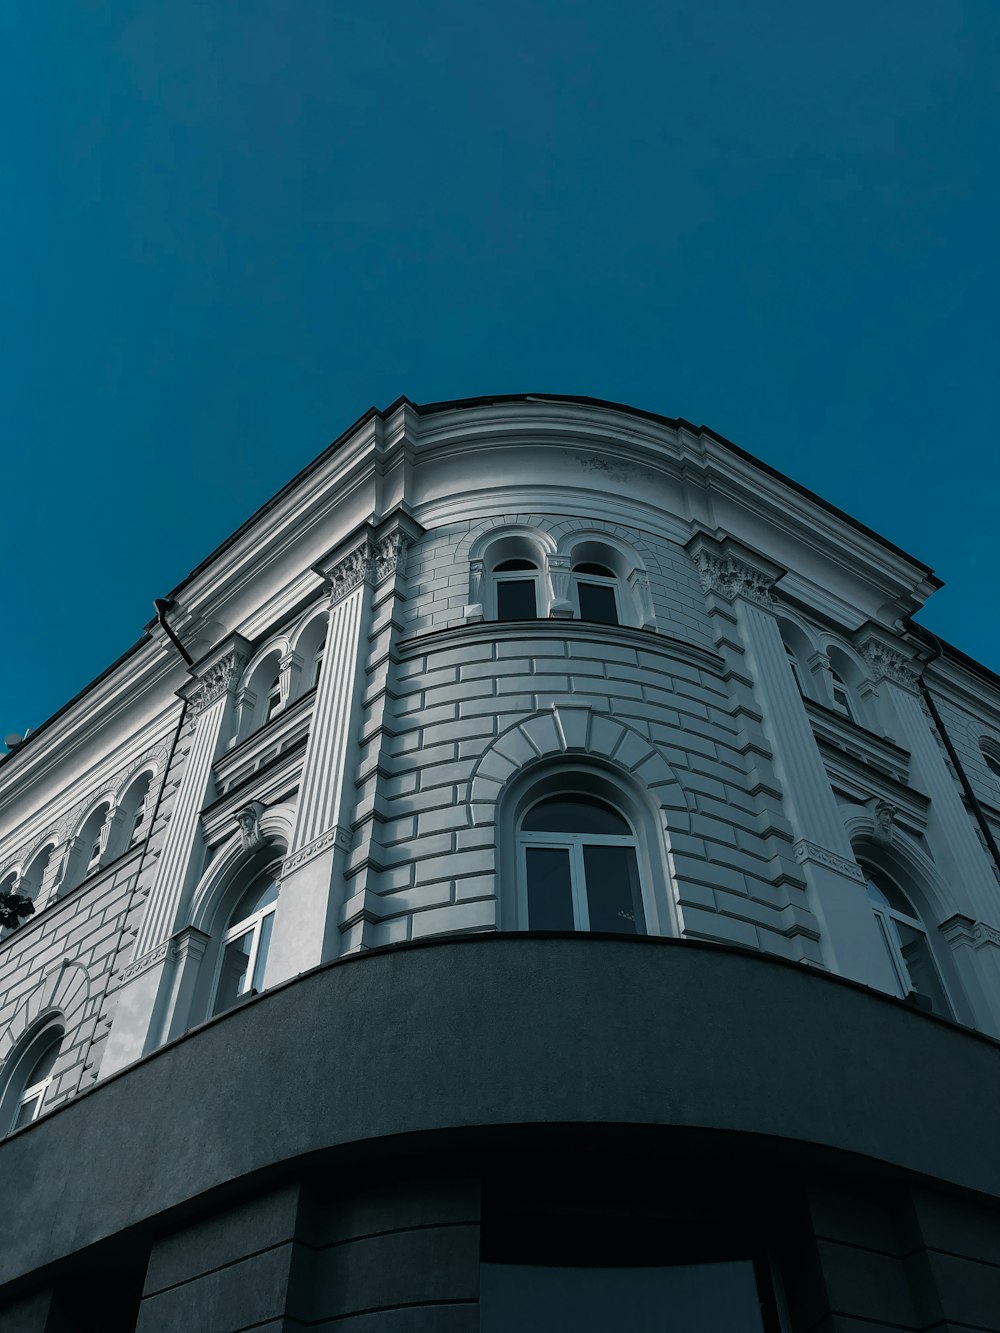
(211, 873, 279, 1016)
(571, 563, 620, 625)
(11, 1041, 59, 1131)
(494, 559, 542, 621)
(863, 867, 950, 1015)
(518, 794, 646, 934)
(829, 669, 856, 720)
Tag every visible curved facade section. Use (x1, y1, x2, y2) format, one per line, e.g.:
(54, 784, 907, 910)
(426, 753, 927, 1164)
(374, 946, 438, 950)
(2, 393, 1000, 1329)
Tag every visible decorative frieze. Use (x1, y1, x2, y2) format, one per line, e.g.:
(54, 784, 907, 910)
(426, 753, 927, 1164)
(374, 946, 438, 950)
(189, 649, 249, 714)
(696, 552, 775, 608)
(940, 914, 1000, 951)
(281, 825, 351, 875)
(118, 940, 172, 986)
(792, 839, 865, 882)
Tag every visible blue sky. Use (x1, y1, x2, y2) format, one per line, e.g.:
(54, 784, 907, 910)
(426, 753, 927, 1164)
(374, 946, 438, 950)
(3, 0, 998, 735)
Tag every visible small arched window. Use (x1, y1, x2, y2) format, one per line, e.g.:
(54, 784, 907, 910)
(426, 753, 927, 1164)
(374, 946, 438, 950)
(518, 795, 646, 934)
(1, 1023, 63, 1134)
(19, 845, 52, 908)
(830, 669, 856, 721)
(572, 563, 620, 626)
(311, 633, 327, 690)
(863, 866, 950, 1016)
(210, 870, 280, 1017)
(783, 641, 806, 695)
(980, 743, 1000, 794)
(493, 559, 541, 621)
(76, 802, 112, 880)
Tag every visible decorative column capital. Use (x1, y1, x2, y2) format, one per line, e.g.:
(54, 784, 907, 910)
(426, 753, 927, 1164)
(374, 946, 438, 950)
(858, 637, 920, 691)
(695, 552, 777, 608)
(318, 514, 423, 606)
(187, 647, 250, 714)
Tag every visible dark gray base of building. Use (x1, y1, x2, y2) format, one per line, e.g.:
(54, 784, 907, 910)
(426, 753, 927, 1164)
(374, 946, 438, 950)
(3, 935, 1000, 1331)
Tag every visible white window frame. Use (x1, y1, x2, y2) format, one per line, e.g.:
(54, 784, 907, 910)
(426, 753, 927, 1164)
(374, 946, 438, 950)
(830, 670, 856, 721)
(13, 1075, 52, 1129)
(571, 568, 621, 626)
(210, 895, 278, 1014)
(864, 871, 949, 1012)
(517, 823, 646, 932)
(783, 642, 806, 695)
(491, 564, 543, 621)
(129, 789, 151, 843)
(311, 639, 326, 690)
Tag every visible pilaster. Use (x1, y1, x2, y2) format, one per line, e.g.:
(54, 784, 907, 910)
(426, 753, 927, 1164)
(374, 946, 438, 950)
(265, 514, 421, 983)
(690, 535, 899, 989)
(100, 637, 250, 1074)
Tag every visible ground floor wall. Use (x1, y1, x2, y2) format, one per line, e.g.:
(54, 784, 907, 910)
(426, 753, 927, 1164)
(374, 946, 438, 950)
(3, 936, 1000, 1330)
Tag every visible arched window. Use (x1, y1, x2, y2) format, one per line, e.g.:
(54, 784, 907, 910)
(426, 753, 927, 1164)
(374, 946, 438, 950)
(783, 641, 806, 695)
(981, 743, 1000, 794)
(0, 1022, 63, 1134)
(830, 669, 856, 721)
(210, 869, 280, 1017)
(572, 563, 620, 626)
(518, 794, 646, 934)
(863, 865, 950, 1016)
(311, 633, 327, 690)
(493, 559, 541, 621)
(19, 845, 52, 908)
(74, 802, 112, 882)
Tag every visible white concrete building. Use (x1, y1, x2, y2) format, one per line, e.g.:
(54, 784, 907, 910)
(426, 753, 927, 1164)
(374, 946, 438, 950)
(2, 394, 1000, 1331)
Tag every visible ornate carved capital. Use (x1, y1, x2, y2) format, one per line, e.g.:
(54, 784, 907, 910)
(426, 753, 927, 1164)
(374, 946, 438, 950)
(328, 542, 373, 602)
(696, 552, 775, 608)
(190, 649, 249, 714)
(373, 529, 411, 582)
(859, 640, 919, 690)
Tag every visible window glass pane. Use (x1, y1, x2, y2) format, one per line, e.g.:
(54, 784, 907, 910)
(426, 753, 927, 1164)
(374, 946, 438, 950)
(231, 876, 279, 926)
(251, 911, 274, 993)
(523, 796, 631, 836)
(895, 920, 950, 1015)
(480, 1259, 767, 1333)
(212, 930, 254, 1015)
(497, 579, 538, 620)
(984, 752, 1000, 780)
(874, 913, 908, 996)
(864, 872, 913, 917)
(12, 1090, 44, 1132)
(573, 562, 615, 577)
(577, 581, 618, 625)
(583, 844, 645, 934)
(25, 1040, 60, 1086)
(525, 848, 576, 930)
(495, 559, 537, 571)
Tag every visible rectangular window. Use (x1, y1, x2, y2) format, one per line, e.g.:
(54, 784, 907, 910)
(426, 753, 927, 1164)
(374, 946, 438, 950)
(577, 581, 618, 625)
(497, 579, 538, 621)
(525, 847, 576, 930)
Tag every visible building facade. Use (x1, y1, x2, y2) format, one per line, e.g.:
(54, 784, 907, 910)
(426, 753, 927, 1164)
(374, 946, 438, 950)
(2, 394, 1000, 1331)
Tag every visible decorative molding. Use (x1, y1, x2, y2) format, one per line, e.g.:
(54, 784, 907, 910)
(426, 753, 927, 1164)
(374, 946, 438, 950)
(281, 825, 352, 876)
(190, 650, 249, 714)
(695, 552, 775, 608)
(118, 940, 172, 986)
(327, 529, 416, 604)
(859, 640, 919, 691)
(792, 839, 865, 882)
(941, 914, 1000, 951)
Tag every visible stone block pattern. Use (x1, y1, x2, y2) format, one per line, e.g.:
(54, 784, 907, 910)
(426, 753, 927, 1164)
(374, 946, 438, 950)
(346, 554, 823, 960)
(402, 512, 714, 650)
